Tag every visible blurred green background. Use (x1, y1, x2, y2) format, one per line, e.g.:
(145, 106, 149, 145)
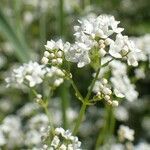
(0, 0, 150, 149)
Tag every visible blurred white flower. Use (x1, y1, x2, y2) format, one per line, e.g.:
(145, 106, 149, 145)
(17, 102, 39, 117)
(135, 68, 145, 79)
(110, 143, 124, 150)
(115, 106, 129, 121)
(28, 113, 49, 130)
(131, 34, 150, 64)
(110, 60, 138, 101)
(0, 99, 13, 113)
(135, 142, 150, 150)
(0, 115, 24, 148)
(118, 125, 134, 142)
(6, 61, 47, 87)
(25, 130, 41, 146)
(6, 62, 64, 88)
(0, 129, 6, 146)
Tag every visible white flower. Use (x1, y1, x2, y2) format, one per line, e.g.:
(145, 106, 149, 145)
(6, 62, 64, 88)
(59, 144, 67, 150)
(50, 127, 82, 149)
(17, 102, 39, 117)
(0, 115, 23, 148)
(131, 34, 150, 63)
(115, 106, 129, 121)
(42, 39, 67, 66)
(45, 66, 65, 87)
(109, 34, 139, 66)
(110, 144, 124, 150)
(55, 127, 65, 135)
(135, 68, 145, 79)
(6, 61, 47, 87)
(118, 125, 134, 142)
(51, 136, 60, 148)
(28, 114, 49, 130)
(25, 130, 41, 146)
(75, 14, 123, 39)
(110, 60, 138, 101)
(93, 78, 120, 106)
(111, 75, 138, 101)
(65, 42, 91, 68)
(0, 129, 6, 146)
(135, 142, 150, 150)
(65, 14, 125, 68)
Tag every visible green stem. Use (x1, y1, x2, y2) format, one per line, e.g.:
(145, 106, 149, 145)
(59, 0, 64, 36)
(73, 103, 87, 135)
(31, 89, 55, 135)
(109, 107, 116, 136)
(39, 10, 46, 45)
(85, 67, 101, 100)
(70, 78, 84, 102)
(95, 105, 110, 149)
(60, 82, 70, 129)
(43, 104, 55, 135)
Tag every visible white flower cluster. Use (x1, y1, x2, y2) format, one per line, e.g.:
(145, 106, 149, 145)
(17, 102, 39, 117)
(42, 14, 139, 68)
(25, 114, 49, 147)
(6, 62, 65, 88)
(118, 125, 134, 142)
(93, 78, 119, 106)
(45, 66, 65, 87)
(110, 60, 138, 101)
(0, 115, 23, 148)
(42, 39, 66, 66)
(41, 127, 82, 150)
(131, 34, 150, 63)
(6, 61, 47, 87)
(114, 106, 129, 121)
(64, 14, 139, 68)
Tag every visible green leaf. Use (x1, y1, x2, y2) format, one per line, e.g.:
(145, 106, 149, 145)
(0, 8, 31, 62)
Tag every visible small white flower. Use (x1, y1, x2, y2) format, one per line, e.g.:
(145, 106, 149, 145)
(59, 144, 67, 150)
(42, 39, 67, 66)
(51, 136, 60, 148)
(118, 125, 134, 142)
(65, 42, 91, 68)
(109, 34, 139, 66)
(6, 61, 47, 87)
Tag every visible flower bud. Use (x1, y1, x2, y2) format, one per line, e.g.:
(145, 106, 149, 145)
(112, 100, 119, 107)
(44, 51, 50, 57)
(41, 57, 49, 64)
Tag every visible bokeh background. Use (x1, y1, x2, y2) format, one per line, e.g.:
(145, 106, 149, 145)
(0, 0, 150, 149)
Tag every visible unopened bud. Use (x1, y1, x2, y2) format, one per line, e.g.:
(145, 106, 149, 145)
(112, 100, 119, 107)
(41, 57, 49, 64)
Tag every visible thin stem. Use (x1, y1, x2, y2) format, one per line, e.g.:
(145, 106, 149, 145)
(70, 78, 84, 102)
(59, 0, 64, 36)
(60, 82, 70, 129)
(39, 10, 46, 45)
(95, 105, 110, 149)
(73, 103, 87, 135)
(85, 67, 101, 100)
(43, 104, 55, 135)
(109, 107, 116, 136)
(31, 89, 55, 135)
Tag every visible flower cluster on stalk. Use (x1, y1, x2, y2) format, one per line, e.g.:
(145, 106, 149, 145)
(6, 61, 65, 88)
(41, 127, 82, 150)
